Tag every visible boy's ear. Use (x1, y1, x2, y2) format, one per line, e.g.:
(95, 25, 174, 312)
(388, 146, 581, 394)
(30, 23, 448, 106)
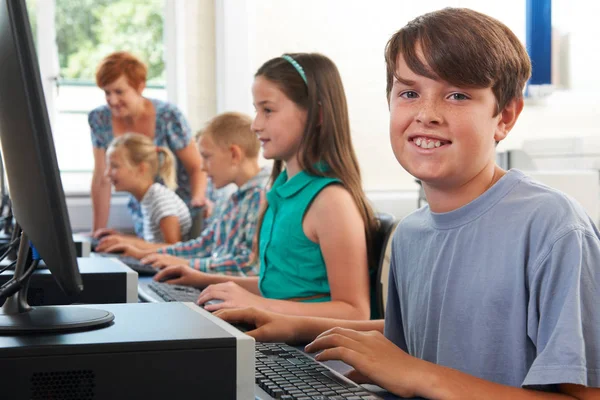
(229, 144, 243, 164)
(494, 97, 524, 142)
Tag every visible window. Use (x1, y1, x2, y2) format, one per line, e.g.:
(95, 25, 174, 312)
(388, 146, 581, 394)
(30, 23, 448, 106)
(27, 0, 167, 194)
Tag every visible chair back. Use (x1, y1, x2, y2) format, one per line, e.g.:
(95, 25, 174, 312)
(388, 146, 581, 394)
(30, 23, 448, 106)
(369, 212, 397, 319)
(188, 206, 205, 239)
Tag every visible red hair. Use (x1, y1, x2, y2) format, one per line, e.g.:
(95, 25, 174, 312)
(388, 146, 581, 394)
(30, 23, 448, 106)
(95, 51, 147, 89)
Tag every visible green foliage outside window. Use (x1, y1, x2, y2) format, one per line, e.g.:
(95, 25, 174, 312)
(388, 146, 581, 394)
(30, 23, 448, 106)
(27, 0, 165, 83)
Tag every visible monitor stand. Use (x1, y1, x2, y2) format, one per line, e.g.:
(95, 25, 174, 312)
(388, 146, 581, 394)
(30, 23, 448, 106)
(0, 233, 114, 334)
(0, 305, 114, 333)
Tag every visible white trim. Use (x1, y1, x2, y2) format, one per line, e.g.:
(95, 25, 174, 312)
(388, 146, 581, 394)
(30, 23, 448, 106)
(164, 0, 188, 115)
(215, 0, 256, 114)
(183, 303, 255, 400)
(35, 0, 59, 130)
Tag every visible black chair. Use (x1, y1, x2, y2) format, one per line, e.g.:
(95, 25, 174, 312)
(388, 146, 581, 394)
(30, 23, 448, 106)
(369, 212, 397, 319)
(188, 206, 205, 239)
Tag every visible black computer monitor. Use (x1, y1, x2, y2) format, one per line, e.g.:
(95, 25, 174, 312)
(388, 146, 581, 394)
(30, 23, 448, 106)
(0, 0, 113, 333)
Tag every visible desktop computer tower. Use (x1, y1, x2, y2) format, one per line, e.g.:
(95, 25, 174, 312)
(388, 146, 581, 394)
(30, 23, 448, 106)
(72, 233, 92, 257)
(0, 302, 255, 399)
(0, 257, 138, 306)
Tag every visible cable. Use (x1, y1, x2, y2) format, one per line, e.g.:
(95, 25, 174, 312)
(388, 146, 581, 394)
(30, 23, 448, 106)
(0, 260, 17, 275)
(0, 259, 39, 302)
(0, 236, 20, 263)
(0, 236, 19, 251)
(0, 241, 40, 301)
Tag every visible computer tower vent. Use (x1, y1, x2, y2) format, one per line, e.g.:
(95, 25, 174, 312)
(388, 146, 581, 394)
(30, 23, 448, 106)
(30, 370, 95, 400)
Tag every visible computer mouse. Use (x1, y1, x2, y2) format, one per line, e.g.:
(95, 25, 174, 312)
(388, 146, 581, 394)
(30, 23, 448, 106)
(230, 322, 256, 333)
(202, 299, 224, 307)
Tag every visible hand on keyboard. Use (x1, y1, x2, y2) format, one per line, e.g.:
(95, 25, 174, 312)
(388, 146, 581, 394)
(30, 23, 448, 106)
(94, 234, 126, 252)
(153, 265, 209, 288)
(141, 253, 189, 270)
(92, 228, 119, 239)
(214, 307, 300, 343)
(255, 342, 383, 399)
(305, 328, 417, 398)
(103, 243, 148, 259)
(196, 281, 267, 312)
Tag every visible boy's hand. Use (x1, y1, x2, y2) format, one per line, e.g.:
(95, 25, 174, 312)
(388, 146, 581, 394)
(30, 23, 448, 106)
(95, 234, 130, 252)
(203, 199, 214, 219)
(196, 281, 267, 311)
(215, 307, 302, 344)
(305, 328, 421, 398)
(140, 254, 189, 269)
(103, 243, 147, 259)
(153, 265, 207, 287)
(190, 195, 206, 208)
(92, 228, 119, 239)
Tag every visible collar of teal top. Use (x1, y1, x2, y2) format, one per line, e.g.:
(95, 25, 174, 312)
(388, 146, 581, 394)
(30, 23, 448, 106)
(271, 169, 312, 199)
(269, 163, 333, 199)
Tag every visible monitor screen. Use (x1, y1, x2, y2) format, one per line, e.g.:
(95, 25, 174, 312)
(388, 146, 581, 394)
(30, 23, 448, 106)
(0, 0, 112, 333)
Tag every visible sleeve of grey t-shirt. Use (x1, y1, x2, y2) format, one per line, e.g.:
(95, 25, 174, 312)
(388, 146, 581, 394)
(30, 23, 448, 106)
(524, 227, 600, 388)
(383, 245, 409, 353)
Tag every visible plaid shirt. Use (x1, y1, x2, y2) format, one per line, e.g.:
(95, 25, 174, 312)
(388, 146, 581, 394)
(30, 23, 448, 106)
(158, 167, 270, 275)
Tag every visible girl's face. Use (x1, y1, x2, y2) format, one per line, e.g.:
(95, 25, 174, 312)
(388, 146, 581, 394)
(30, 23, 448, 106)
(102, 75, 144, 119)
(251, 76, 307, 164)
(105, 148, 141, 193)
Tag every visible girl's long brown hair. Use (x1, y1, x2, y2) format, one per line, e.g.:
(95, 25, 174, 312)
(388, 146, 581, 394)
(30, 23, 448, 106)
(252, 53, 378, 268)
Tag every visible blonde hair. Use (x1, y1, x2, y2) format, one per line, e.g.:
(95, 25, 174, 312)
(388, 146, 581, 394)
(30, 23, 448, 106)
(196, 112, 259, 158)
(107, 133, 177, 190)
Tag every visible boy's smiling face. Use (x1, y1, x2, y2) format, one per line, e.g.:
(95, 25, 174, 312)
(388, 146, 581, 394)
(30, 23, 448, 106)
(389, 53, 512, 191)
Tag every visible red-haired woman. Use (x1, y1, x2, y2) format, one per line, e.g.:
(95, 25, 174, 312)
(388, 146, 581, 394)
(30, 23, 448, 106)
(88, 51, 206, 239)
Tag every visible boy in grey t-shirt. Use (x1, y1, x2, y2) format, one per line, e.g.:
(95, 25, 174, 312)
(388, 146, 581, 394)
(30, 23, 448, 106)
(217, 8, 600, 399)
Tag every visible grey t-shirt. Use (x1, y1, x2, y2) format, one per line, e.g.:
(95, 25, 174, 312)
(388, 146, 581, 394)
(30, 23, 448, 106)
(384, 169, 600, 390)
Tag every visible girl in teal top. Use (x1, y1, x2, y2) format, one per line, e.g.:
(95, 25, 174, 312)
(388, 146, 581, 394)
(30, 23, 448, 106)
(154, 53, 377, 320)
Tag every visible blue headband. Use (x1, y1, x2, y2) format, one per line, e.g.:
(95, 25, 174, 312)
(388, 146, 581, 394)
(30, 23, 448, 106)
(281, 55, 308, 85)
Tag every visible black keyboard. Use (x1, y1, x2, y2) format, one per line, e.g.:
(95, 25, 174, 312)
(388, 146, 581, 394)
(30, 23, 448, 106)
(115, 255, 157, 276)
(255, 342, 382, 400)
(95, 253, 157, 276)
(145, 281, 202, 302)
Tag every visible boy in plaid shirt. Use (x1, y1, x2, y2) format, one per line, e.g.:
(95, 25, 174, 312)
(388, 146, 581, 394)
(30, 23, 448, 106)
(104, 112, 269, 276)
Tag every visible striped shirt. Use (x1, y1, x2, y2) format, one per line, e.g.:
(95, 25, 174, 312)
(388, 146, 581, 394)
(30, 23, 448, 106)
(141, 183, 192, 243)
(158, 166, 270, 275)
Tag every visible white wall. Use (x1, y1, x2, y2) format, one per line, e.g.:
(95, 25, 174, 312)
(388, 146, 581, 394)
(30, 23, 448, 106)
(216, 0, 600, 192)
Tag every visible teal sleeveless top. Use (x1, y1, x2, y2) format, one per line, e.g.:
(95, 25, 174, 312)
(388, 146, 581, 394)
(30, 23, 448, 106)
(258, 169, 340, 302)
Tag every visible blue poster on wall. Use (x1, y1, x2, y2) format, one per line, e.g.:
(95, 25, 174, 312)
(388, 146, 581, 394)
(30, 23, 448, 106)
(526, 0, 553, 98)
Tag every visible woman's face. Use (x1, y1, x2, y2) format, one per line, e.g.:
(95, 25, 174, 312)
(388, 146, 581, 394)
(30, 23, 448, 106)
(102, 75, 144, 119)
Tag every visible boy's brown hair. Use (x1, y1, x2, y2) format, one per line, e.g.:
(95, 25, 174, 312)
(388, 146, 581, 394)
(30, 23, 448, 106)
(384, 8, 532, 115)
(196, 112, 259, 158)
